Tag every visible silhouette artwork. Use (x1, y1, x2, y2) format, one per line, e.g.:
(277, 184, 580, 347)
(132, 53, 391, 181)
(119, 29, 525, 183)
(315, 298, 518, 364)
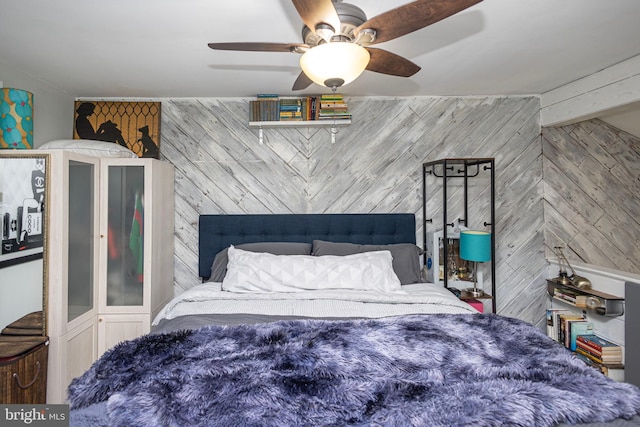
(138, 125, 159, 158)
(73, 101, 161, 158)
(75, 102, 127, 146)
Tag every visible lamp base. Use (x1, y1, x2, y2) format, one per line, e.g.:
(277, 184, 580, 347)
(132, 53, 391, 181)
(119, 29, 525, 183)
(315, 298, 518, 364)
(464, 287, 486, 298)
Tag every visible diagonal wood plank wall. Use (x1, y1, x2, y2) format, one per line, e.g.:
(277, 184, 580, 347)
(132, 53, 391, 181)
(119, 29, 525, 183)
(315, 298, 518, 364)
(160, 96, 547, 326)
(542, 119, 640, 274)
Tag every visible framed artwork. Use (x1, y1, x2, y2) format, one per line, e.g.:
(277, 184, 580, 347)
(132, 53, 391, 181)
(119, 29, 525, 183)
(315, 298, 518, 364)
(73, 101, 161, 158)
(0, 155, 46, 268)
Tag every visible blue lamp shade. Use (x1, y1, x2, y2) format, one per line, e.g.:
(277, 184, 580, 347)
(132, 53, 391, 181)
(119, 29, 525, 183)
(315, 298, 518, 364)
(0, 88, 34, 149)
(460, 230, 491, 262)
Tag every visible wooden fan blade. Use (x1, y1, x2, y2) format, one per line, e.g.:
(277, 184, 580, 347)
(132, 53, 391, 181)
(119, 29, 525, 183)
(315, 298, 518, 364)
(292, 0, 341, 35)
(208, 42, 308, 53)
(357, 0, 483, 45)
(292, 72, 313, 91)
(365, 48, 421, 77)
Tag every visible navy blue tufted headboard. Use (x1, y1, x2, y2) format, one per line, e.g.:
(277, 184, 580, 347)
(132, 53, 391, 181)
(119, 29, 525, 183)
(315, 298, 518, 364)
(198, 213, 416, 280)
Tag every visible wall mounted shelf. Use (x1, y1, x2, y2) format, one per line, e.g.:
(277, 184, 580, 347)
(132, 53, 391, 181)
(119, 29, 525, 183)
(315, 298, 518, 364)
(547, 279, 624, 317)
(249, 120, 351, 144)
(249, 120, 351, 128)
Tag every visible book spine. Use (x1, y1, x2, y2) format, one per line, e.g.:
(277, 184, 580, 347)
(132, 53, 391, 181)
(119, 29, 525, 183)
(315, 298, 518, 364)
(559, 314, 583, 346)
(575, 348, 604, 364)
(311, 97, 317, 120)
(546, 309, 556, 339)
(556, 312, 562, 342)
(319, 109, 349, 113)
(576, 335, 600, 351)
(320, 103, 347, 108)
(565, 319, 584, 348)
(576, 341, 603, 357)
(249, 101, 257, 121)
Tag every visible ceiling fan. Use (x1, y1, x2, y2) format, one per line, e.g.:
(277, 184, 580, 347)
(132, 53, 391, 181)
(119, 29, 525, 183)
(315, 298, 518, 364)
(208, 0, 482, 91)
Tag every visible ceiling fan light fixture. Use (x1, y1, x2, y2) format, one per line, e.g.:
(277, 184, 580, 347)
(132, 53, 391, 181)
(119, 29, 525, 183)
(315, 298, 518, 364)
(300, 42, 370, 88)
(314, 23, 335, 43)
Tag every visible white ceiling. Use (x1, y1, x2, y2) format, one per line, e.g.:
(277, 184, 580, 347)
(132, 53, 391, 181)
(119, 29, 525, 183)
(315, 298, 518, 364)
(1, 0, 640, 133)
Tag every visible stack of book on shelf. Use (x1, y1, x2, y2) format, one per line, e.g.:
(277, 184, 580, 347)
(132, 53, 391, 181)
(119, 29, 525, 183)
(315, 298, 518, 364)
(250, 94, 280, 121)
(249, 94, 351, 122)
(575, 334, 623, 365)
(318, 93, 351, 121)
(545, 308, 624, 380)
(574, 334, 624, 381)
(278, 98, 303, 121)
(552, 287, 587, 307)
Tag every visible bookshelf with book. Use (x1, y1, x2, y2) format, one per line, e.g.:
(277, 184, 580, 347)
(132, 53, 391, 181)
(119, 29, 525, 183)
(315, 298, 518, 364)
(545, 308, 625, 380)
(248, 94, 351, 128)
(546, 279, 624, 317)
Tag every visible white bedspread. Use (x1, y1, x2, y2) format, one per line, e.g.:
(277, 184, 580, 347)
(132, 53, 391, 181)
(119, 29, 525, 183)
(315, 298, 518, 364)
(153, 282, 477, 325)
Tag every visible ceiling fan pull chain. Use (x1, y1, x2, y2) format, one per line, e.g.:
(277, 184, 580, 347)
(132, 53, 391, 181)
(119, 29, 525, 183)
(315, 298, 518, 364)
(330, 85, 338, 143)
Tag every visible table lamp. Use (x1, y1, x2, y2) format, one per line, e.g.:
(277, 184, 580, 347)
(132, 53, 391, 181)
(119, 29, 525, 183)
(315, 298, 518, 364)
(460, 230, 491, 297)
(0, 88, 34, 149)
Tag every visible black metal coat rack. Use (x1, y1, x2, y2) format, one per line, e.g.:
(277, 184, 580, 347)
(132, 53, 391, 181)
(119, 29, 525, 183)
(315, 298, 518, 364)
(422, 158, 496, 313)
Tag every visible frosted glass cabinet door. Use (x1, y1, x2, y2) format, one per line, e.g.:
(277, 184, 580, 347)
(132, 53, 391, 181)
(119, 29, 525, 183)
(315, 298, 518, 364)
(67, 160, 95, 322)
(105, 165, 144, 307)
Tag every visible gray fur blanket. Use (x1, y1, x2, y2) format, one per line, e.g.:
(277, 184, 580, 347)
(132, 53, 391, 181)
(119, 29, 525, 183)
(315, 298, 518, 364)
(68, 314, 640, 427)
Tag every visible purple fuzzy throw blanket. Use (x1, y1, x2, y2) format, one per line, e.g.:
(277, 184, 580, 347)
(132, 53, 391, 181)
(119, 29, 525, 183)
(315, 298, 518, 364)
(68, 314, 640, 426)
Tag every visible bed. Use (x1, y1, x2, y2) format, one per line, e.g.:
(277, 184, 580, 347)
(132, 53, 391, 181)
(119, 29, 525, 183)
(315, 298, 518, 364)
(68, 214, 640, 427)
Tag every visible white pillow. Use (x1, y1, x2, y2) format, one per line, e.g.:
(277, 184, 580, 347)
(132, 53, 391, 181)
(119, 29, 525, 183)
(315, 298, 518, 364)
(222, 246, 402, 293)
(38, 139, 138, 158)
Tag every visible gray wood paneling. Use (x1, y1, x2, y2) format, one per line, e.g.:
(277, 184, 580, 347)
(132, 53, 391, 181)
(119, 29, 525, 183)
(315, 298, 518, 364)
(542, 119, 640, 274)
(159, 96, 544, 325)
